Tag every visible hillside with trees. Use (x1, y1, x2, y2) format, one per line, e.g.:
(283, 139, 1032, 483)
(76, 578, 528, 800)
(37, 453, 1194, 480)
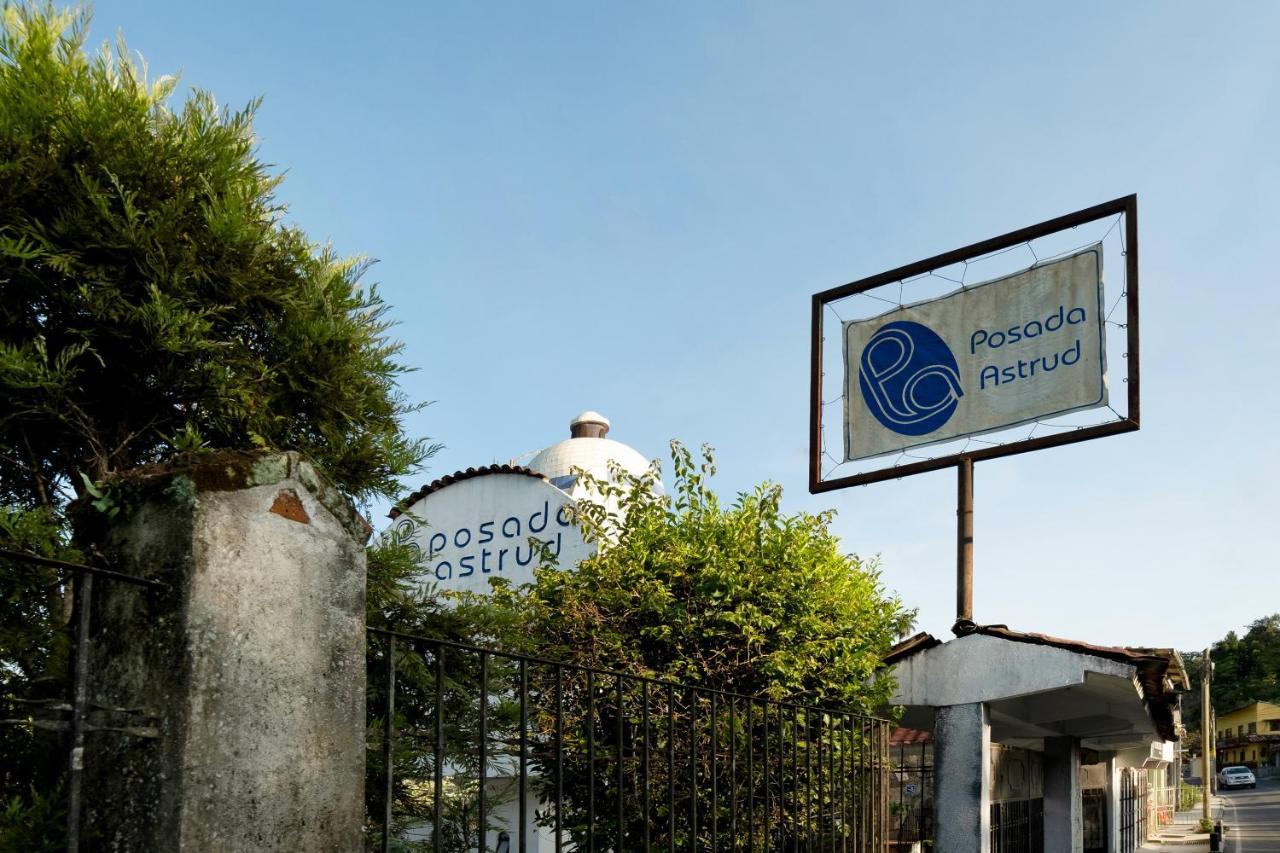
(1181, 614, 1280, 731)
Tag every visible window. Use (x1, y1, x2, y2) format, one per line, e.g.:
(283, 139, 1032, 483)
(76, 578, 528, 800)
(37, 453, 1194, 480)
(1248, 722, 1256, 735)
(1268, 719, 1280, 732)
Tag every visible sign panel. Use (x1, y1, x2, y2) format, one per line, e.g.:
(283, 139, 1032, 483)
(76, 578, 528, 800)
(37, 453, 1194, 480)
(389, 472, 595, 595)
(843, 245, 1106, 461)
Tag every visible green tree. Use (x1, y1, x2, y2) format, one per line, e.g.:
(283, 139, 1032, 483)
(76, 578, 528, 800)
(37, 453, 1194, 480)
(0, 2, 433, 510)
(367, 445, 912, 850)
(512, 443, 913, 849)
(1183, 615, 1280, 731)
(523, 443, 913, 712)
(0, 3, 433, 843)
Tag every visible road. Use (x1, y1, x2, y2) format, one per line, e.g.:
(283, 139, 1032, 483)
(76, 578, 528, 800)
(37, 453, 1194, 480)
(1218, 777, 1280, 852)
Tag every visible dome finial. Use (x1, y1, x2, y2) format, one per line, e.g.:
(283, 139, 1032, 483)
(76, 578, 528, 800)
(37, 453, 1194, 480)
(570, 411, 610, 439)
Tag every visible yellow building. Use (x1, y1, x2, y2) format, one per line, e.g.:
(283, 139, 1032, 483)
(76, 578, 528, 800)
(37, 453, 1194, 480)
(1215, 700, 1280, 770)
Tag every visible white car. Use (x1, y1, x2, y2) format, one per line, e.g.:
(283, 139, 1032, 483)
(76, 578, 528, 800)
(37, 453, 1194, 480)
(1217, 765, 1257, 790)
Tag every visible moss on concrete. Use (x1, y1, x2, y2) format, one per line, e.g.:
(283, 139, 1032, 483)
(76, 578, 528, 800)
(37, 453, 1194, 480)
(101, 450, 372, 543)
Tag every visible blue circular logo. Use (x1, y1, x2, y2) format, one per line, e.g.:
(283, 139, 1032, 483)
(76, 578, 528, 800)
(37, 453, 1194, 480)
(858, 320, 963, 436)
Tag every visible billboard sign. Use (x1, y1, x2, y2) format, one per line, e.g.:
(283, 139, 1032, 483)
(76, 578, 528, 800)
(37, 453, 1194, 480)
(843, 244, 1107, 461)
(388, 470, 595, 595)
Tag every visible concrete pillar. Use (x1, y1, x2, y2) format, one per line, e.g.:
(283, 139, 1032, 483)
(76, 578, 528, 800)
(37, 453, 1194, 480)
(1106, 755, 1120, 853)
(934, 702, 991, 853)
(79, 451, 370, 852)
(1043, 737, 1082, 853)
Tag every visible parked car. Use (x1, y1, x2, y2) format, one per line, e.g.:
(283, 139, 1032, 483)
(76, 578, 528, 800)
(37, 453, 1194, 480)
(1217, 765, 1257, 790)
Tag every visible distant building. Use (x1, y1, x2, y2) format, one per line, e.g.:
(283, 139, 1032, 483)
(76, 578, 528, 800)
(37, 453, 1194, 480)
(1215, 700, 1280, 770)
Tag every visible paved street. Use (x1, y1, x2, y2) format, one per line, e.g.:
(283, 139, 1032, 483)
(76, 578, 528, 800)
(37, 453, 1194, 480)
(1218, 778, 1280, 852)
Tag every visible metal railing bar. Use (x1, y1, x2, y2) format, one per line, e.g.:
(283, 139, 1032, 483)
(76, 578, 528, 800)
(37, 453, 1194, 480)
(519, 659, 528, 853)
(829, 715, 836, 852)
(1, 547, 167, 590)
(806, 707, 814, 853)
(65, 571, 92, 853)
(587, 669, 595, 852)
(479, 650, 488, 853)
(616, 676, 624, 851)
(381, 634, 395, 853)
(742, 696, 747, 850)
(642, 679, 651, 853)
(689, 686, 697, 853)
(365, 628, 889, 725)
(710, 691, 717, 852)
(434, 650, 443, 853)
(729, 695, 737, 849)
(762, 700, 770, 853)
(555, 665, 564, 853)
(666, 683, 674, 853)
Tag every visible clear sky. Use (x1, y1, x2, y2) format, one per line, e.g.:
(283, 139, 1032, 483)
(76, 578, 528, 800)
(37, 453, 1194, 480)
(88, 1, 1279, 651)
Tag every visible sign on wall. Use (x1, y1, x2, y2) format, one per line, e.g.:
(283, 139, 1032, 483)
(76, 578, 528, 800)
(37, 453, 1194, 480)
(843, 244, 1106, 461)
(388, 471, 596, 595)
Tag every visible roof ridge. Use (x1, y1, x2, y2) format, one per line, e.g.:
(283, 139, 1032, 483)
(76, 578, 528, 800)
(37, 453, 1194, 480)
(389, 464, 549, 519)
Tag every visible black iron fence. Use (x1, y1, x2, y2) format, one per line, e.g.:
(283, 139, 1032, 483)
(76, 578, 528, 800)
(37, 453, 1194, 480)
(2, 547, 892, 852)
(0, 546, 167, 853)
(372, 627, 892, 852)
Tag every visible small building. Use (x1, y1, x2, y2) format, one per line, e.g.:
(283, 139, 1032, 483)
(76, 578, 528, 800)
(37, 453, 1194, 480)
(887, 624, 1188, 853)
(1214, 700, 1280, 771)
(388, 411, 653, 595)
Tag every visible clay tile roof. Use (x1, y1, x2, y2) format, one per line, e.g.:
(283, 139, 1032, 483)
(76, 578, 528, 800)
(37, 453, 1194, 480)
(884, 632, 943, 665)
(389, 464, 549, 519)
(883, 623, 1188, 743)
(890, 727, 933, 746)
(971, 624, 1167, 667)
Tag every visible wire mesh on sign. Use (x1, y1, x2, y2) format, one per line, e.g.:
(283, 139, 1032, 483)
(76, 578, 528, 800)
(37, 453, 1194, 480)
(813, 198, 1136, 491)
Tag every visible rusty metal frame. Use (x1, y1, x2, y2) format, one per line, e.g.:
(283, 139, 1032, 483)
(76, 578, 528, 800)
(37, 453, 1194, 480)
(809, 194, 1139, 494)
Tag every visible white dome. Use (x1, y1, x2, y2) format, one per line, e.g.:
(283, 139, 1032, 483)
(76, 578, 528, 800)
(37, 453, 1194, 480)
(527, 436, 651, 484)
(524, 413, 660, 509)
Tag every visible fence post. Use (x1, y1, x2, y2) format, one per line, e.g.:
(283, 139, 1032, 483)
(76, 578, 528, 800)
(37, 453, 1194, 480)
(79, 450, 369, 852)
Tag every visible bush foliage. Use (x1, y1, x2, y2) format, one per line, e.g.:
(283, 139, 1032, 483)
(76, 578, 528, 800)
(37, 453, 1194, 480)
(522, 442, 913, 714)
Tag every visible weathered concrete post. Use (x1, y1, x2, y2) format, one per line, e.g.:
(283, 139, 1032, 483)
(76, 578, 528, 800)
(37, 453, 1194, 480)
(79, 451, 369, 852)
(1043, 736, 1082, 853)
(934, 702, 991, 853)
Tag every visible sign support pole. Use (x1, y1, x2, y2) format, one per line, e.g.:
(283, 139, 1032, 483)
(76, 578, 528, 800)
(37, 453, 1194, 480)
(954, 457, 975, 635)
(1202, 648, 1213, 822)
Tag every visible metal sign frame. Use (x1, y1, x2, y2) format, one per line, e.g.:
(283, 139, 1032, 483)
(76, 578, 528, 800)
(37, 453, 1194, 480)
(809, 194, 1139, 495)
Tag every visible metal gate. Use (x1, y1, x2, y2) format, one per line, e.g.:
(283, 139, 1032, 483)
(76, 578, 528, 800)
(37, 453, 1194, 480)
(989, 745, 1044, 853)
(1082, 787, 1106, 852)
(1118, 768, 1148, 853)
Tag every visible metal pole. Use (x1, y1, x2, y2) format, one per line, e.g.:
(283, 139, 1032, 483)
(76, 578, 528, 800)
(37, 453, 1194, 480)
(954, 457, 975, 635)
(65, 571, 93, 853)
(382, 636, 395, 853)
(1201, 648, 1212, 823)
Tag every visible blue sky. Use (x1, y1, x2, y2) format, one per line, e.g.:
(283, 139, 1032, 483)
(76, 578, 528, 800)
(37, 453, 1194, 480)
(89, 1, 1279, 650)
